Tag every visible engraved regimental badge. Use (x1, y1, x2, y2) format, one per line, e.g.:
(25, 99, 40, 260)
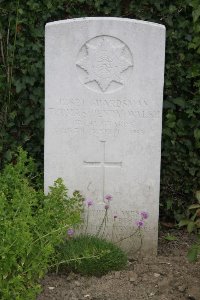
(76, 35, 133, 93)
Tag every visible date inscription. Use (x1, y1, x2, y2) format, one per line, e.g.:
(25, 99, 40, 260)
(47, 97, 161, 139)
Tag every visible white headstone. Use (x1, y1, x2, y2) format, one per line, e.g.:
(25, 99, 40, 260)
(45, 17, 165, 256)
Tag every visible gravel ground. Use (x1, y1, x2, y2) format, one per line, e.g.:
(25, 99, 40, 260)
(37, 230, 200, 300)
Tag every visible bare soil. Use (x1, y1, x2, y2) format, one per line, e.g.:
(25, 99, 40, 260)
(37, 230, 200, 300)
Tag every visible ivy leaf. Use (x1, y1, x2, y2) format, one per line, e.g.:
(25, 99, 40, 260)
(192, 6, 200, 22)
(46, 1, 52, 9)
(4, 150, 12, 161)
(15, 80, 25, 93)
(173, 97, 186, 108)
(18, 8, 23, 14)
(194, 129, 200, 141)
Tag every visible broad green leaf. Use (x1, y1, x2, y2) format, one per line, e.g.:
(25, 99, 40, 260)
(191, 213, 197, 221)
(164, 234, 177, 241)
(189, 204, 200, 209)
(178, 219, 190, 227)
(187, 221, 195, 233)
(187, 246, 198, 262)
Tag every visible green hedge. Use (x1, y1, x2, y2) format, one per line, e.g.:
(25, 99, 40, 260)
(0, 0, 200, 219)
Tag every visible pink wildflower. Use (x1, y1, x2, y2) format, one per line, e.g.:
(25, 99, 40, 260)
(140, 211, 149, 220)
(105, 204, 109, 210)
(85, 198, 93, 207)
(105, 194, 113, 201)
(136, 220, 144, 228)
(67, 228, 74, 236)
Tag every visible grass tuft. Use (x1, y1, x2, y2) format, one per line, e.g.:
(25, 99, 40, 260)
(55, 235, 128, 276)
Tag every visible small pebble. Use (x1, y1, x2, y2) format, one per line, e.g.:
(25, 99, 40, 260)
(129, 271, 138, 282)
(178, 285, 186, 292)
(66, 272, 76, 281)
(114, 271, 121, 279)
(158, 277, 173, 290)
(74, 280, 81, 287)
(48, 286, 55, 290)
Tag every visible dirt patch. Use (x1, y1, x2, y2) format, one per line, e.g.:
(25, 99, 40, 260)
(37, 230, 200, 300)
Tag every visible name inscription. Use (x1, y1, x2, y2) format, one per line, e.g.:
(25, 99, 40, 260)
(48, 98, 161, 139)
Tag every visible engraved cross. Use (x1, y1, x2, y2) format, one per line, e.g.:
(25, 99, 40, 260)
(83, 141, 122, 201)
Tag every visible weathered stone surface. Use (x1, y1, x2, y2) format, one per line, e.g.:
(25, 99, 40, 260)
(45, 17, 165, 255)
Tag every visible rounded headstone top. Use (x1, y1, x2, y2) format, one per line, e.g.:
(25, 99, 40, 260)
(45, 17, 166, 30)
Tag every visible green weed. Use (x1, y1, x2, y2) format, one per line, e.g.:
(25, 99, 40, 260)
(54, 235, 128, 277)
(0, 149, 83, 299)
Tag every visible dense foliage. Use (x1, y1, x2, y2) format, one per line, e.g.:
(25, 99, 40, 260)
(0, 149, 83, 299)
(0, 0, 199, 219)
(55, 235, 128, 276)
